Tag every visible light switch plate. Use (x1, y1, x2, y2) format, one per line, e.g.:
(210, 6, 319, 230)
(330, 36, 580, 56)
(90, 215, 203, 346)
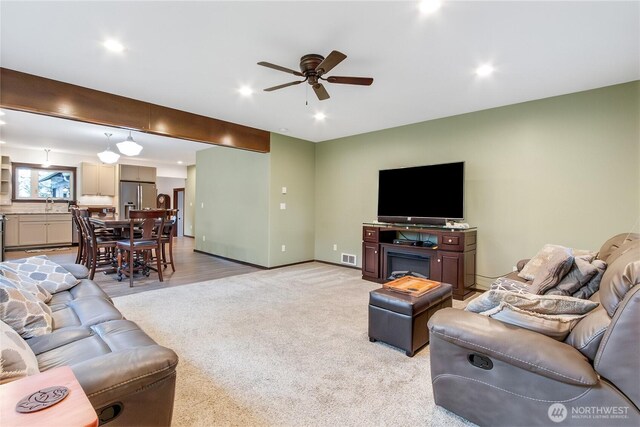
(282, 187, 287, 194)
(280, 203, 286, 210)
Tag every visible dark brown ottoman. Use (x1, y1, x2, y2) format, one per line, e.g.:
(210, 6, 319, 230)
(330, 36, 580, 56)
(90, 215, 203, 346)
(368, 283, 453, 357)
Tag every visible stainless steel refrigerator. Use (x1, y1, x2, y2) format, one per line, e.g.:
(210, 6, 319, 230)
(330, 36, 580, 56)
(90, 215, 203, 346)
(119, 182, 157, 218)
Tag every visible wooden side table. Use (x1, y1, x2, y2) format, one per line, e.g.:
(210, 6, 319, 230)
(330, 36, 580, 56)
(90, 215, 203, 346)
(0, 366, 98, 427)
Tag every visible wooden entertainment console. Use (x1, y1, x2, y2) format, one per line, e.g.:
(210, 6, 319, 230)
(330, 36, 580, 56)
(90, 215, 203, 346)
(362, 223, 477, 300)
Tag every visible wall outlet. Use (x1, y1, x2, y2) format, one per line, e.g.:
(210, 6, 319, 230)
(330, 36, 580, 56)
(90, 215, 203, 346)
(333, 244, 338, 251)
(202, 235, 206, 242)
(282, 187, 287, 194)
(281, 245, 286, 252)
(280, 203, 286, 210)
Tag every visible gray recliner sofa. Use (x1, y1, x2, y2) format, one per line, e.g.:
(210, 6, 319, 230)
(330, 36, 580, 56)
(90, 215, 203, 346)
(24, 263, 178, 426)
(428, 233, 640, 426)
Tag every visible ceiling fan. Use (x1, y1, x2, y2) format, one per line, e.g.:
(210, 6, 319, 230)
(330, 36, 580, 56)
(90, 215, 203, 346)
(258, 50, 373, 101)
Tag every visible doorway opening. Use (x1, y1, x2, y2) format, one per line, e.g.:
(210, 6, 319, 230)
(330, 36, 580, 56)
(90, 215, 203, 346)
(173, 188, 185, 237)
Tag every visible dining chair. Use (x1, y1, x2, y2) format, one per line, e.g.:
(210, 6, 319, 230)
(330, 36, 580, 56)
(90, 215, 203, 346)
(79, 215, 118, 280)
(71, 208, 87, 265)
(160, 209, 178, 272)
(116, 210, 166, 287)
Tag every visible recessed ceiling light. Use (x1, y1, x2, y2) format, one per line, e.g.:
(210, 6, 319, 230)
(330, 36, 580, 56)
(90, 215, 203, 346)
(314, 112, 326, 121)
(419, 0, 442, 15)
(0, 110, 5, 116)
(238, 86, 254, 97)
(0, 140, 6, 144)
(0, 120, 6, 126)
(177, 161, 183, 164)
(475, 64, 495, 77)
(103, 39, 125, 53)
(279, 128, 289, 133)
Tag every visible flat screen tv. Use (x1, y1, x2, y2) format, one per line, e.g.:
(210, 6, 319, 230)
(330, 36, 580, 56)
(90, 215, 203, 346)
(377, 162, 464, 225)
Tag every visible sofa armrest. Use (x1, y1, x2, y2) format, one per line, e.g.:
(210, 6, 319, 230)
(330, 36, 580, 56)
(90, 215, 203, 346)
(428, 308, 598, 386)
(60, 263, 89, 280)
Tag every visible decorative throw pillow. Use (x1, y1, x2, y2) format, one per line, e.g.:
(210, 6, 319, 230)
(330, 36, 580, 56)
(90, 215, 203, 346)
(0, 256, 79, 294)
(544, 257, 598, 297)
(0, 276, 53, 338)
(572, 260, 607, 300)
(0, 266, 52, 303)
(466, 289, 599, 316)
(490, 277, 532, 295)
(528, 248, 574, 294)
(518, 244, 574, 283)
(0, 319, 40, 384)
(481, 303, 588, 341)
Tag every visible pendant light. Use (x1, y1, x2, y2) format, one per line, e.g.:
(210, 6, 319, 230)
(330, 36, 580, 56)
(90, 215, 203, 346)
(97, 133, 120, 164)
(117, 130, 143, 156)
(42, 149, 51, 168)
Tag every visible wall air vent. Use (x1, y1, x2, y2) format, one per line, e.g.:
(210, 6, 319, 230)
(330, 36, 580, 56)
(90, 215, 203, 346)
(341, 253, 357, 266)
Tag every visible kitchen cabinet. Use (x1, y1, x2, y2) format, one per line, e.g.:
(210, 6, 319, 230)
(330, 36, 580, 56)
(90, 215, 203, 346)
(119, 164, 156, 182)
(8, 214, 72, 248)
(4, 214, 19, 247)
(82, 163, 115, 196)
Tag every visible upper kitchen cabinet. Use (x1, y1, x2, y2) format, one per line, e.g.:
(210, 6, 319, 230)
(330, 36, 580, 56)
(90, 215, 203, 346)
(81, 162, 115, 196)
(120, 164, 156, 182)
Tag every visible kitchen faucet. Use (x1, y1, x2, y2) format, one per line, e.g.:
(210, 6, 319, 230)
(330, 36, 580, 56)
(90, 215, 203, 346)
(45, 197, 53, 212)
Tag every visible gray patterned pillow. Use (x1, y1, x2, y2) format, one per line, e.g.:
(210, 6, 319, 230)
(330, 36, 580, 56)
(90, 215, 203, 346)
(0, 276, 53, 338)
(518, 244, 573, 282)
(0, 266, 52, 303)
(0, 319, 40, 384)
(491, 277, 532, 294)
(0, 256, 79, 294)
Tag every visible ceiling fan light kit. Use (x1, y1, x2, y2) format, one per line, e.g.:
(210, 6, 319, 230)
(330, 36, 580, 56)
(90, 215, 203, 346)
(258, 50, 373, 101)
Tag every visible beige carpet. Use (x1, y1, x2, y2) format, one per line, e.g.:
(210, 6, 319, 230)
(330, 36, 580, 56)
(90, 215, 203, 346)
(113, 262, 474, 426)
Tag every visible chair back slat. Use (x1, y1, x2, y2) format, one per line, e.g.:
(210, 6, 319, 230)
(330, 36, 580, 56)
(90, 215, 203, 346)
(128, 210, 166, 241)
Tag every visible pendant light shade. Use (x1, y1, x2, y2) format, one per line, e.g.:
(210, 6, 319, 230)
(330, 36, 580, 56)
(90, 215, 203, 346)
(97, 133, 120, 164)
(117, 131, 143, 156)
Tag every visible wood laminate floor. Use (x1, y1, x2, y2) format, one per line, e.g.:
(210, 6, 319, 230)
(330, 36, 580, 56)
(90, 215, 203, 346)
(4, 237, 261, 298)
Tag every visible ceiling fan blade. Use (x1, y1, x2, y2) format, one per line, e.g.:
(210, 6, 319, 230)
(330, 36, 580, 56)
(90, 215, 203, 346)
(316, 50, 347, 75)
(258, 61, 304, 77)
(313, 83, 330, 101)
(263, 80, 304, 92)
(326, 76, 374, 86)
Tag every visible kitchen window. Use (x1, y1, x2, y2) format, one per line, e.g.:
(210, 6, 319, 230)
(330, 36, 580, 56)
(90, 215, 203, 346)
(12, 163, 76, 202)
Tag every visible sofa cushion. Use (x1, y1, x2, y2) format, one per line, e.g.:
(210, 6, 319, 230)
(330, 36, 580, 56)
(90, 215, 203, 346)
(50, 296, 123, 331)
(59, 263, 90, 280)
(0, 266, 52, 303)
(545, 257, 598, 296)
(0, 276, 53, 338)
(33, 319, 178, 407)
(0, 256, 79, 294)
(0, 319, 40, 384)
(48, 279, 112, 311)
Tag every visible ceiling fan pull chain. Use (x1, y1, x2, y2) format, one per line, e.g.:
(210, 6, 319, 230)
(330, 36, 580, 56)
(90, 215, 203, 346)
(305, 84, 308, 106)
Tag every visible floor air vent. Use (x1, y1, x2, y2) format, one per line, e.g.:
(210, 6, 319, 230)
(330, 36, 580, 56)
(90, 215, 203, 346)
(341, 253, 357, 266)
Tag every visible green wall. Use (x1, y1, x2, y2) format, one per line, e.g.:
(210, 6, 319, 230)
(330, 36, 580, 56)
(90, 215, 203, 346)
(269, 134, 316, 266)
(195, 146, 270, 266)
(315, 81, 640, 287)
(194, 134, 316, 268)
(184, 164, 196, 237)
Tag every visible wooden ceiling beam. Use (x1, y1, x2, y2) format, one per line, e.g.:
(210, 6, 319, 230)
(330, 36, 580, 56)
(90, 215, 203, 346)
(0, 68, 270, 153)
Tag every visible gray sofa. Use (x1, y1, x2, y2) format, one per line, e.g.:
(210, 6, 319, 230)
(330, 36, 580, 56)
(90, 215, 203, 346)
(24, 263, 178, 426)
(428, 233, 640, 426)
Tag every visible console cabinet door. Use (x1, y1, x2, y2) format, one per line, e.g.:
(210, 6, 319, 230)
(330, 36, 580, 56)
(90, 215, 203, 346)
(362, 242, 380, 279)
(4, 215, 19, 247)
(98, 165, 116, 196)
(47, 220, 72, 244)
(18, 222, 47, 246)
(440, 251, 464, 295)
